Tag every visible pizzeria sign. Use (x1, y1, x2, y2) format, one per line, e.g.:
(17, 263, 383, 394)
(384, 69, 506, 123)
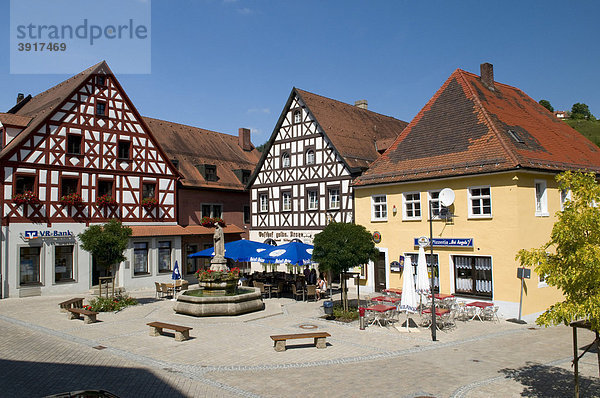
(413, 237, 473, 248)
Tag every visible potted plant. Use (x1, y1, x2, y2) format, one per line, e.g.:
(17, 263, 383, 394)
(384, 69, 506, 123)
(96, 193, 117, 207)
(60, 192, 83, 206)
(213, 217, 226, 227)
(194, 267, 240, 294)
(141, 197, 158, 209)
(201, 216, 214, 227)
(13, 190, 40, 206)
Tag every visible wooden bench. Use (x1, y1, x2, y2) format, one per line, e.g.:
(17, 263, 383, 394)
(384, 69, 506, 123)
(58, 297, 84, 312)
(67, 308, 98, 324)
(270, 332, 331, 352)
(147, 321, 192, 342)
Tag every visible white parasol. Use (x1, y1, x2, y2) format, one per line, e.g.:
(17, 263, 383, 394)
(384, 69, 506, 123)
(415, 246, 430, 307)
(399, 257, 418, 331)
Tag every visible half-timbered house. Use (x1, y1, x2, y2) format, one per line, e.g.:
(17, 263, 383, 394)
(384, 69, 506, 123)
(248, 88, 407, 255)
(143, 119, 260, 276)
(0, 61, 181, 297)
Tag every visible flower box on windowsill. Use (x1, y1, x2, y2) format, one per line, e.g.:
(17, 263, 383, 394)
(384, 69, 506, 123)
(60, 193, 84, 207)
(13, 191, 40, 206)
(141, 197, 158, 209)
(96, 194, 117, 207)
(200, 216, 226, 228)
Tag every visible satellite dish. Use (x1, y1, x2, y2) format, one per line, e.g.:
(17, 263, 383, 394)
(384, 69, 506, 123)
(439, 188, 455, 207)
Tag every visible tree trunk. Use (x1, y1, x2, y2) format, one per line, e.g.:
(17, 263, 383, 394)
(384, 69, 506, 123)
(596, 331, 599, 378)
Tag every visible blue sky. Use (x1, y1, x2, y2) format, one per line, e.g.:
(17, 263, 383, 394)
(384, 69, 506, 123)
(1, 0, 599, 146)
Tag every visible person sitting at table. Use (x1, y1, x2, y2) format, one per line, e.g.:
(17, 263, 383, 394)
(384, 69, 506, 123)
(316, 275, 327, 300)
(303, 264, 311, 281)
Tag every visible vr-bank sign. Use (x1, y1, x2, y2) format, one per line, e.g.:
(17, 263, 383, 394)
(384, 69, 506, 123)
(10, 0, 151, 74)
(413, 238, 474, 248)
(24, 230, 75, 240)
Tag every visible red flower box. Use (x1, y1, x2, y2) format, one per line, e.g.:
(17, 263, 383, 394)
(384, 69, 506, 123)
(60, 193, 83, 206)
(13, 191, 40, 205)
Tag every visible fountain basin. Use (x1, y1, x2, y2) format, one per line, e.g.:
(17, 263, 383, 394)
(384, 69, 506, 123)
(173, 287, 264, 316)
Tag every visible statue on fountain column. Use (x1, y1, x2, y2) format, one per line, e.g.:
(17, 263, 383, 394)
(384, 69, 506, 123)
(210, 223, 228, 271)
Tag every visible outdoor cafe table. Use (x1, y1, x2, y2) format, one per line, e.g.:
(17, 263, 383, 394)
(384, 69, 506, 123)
(422, 308, 450, 317)
(429, 293, 454, 300)
(365, 304, 396, 326)
(383, 288, 402, 296)
(381, 296, 402, 304)
(466, 301, 493, 321)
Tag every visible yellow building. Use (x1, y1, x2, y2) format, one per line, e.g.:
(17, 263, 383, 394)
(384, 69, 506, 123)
(353, 63, 600, 321)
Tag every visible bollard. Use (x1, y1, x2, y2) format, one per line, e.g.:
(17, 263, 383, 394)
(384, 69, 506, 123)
(359, 307, 366, 330)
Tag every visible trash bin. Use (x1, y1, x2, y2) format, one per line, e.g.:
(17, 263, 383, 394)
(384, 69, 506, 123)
(359, 307, 366, 330)
(323, 300, 334, 316)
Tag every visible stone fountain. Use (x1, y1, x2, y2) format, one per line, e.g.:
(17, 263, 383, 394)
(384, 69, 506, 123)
(174, 224, 264, 316)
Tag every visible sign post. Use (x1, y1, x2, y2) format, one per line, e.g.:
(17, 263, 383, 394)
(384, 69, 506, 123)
(508, 267, 530, 324)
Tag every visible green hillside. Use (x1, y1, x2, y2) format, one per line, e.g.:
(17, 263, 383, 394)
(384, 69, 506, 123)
(564, 119, 600, 148)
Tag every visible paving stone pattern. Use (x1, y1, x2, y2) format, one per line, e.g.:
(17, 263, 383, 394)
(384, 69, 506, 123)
(0, 291, 598, 397)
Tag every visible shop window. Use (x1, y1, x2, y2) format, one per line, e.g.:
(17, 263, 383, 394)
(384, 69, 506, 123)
(20, 246, 41, 285)
(158, 241, 172, 273)
(328, 188, 340, 210)
(468, 186, 492, 218)
(406, 253, 439, 292)
(259, 193, 269, 213)
(133, 242, 149, 275)
(453, 255, 492, 298)
(118, 140, 131, 159)
(67, 134, 82, 155)
(534, 180, 549, 216)
(186, 244, 199, 274)
(403, 192, 421, 220)
(243, 205, 251, 224)
(307, 190, 318, 210)
(55, 245, 74, 283)
(15, 175, 36, 194)
(282, 191, 292, 211)
(371, 195, 387, 221)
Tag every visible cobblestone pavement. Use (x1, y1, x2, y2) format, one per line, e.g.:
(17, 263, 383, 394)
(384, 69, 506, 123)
(0, 290, 598, 397)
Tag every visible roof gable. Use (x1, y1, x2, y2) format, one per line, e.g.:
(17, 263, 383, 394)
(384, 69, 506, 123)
(355, 68, 600, 186)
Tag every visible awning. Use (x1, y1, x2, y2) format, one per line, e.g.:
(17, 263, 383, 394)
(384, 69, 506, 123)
(129, 224, 244, 237)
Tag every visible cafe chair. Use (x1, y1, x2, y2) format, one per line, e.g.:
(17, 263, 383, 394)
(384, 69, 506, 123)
(160, 283, 173, 299)
(292, 283, 305, 301)
(154, 282, 164, 299)
(271, 281, 284, 298)
(305, 285, 317, 302)
(482, 306, 499, 322)
(253, 281, 267, 298)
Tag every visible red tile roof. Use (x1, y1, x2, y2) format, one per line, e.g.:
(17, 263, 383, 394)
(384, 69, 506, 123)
(143, 117, 260, 190)
(296, 89, 408, 170)
(355, 68, 600, 186)
(129, 224, 243, 237)
(0, 113, 32, 128)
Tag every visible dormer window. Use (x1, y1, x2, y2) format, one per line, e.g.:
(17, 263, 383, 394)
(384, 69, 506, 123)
(282, 152, 290, 168)
(205, 165, 217, 181)
(67, 134, 82, 155)
(96, 102, 106, 116)
(306, 149, 315, 165)
(242, 170, 250, 185)
(293, 110, 301, 124)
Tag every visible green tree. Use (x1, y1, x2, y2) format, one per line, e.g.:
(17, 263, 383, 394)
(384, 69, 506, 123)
(312, 222, 379, 311)
(516, 171, 600, 372)
(539, 99, 554, 113)
(79, 219, 132, 277)
(571, 103, 593, 120)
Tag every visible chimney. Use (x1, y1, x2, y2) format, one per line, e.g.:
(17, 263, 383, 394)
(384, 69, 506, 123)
(238, 128, 252, 151)
(354, 99, 368, 110)
(480, 63, 494, 90)
(16, 93, 24, 104)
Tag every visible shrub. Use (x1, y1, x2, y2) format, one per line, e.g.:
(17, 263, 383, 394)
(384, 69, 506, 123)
(85, 294, 138, 312)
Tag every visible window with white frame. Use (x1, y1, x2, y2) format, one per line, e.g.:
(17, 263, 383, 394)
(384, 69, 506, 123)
(328, 188, 340, 209)
(468, 186, 491, 218)
(428, 190, 447, 219)
(307, 190, 318, 210)
(403, 192, 421, 220)
(282, 191, 292, 211)
(534, 180, 549, 216)
(293, 110, 301, 124)
(371, 195, 387, 221)
(306, 149, 315, 165)
(560, 188, 572, 211)
(259, 193, 269, 212)
(281, 152, 290, 168)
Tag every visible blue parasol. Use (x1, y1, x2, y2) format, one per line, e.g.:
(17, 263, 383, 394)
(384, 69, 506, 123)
(188, 240, 273, 262)
(255, 241, 314, 266)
